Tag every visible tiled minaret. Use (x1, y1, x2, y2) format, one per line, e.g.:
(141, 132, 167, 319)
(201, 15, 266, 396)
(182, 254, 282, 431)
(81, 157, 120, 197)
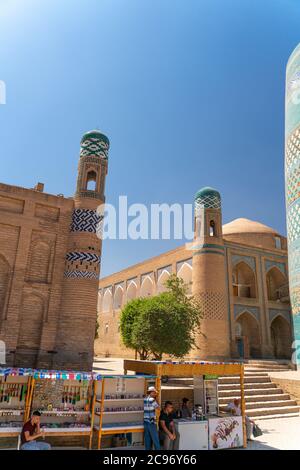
(54, 130, 109, 370)
(191, 187, 230, 360)
(285, 44, 300, 367)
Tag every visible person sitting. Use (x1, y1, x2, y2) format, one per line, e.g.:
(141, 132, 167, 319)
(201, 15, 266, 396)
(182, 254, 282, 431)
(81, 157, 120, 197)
(225, 398, 255, 440)
(21, 410, 51, 450)
(159, 401, 179, 450)
(179, 397, 192, 419)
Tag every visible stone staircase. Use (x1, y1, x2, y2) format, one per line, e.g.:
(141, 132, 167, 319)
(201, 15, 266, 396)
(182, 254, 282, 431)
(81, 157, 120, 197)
(167, 360, 300, 420)
(220, 361, 300, 419)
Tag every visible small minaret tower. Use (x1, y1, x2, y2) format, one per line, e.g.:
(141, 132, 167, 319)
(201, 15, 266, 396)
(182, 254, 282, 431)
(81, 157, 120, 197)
(191, 187, 230, 360)
(54, 130, 109, 371)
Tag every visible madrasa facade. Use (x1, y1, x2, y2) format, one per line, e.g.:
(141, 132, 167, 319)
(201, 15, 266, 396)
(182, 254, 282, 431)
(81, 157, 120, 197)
(96, 187, 293, 361)
(0, 130, 109, 371)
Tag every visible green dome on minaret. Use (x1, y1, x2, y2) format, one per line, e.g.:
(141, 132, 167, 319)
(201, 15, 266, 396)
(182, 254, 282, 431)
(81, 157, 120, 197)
(80, 129, 110, 159)
(194, 187, 221, 209)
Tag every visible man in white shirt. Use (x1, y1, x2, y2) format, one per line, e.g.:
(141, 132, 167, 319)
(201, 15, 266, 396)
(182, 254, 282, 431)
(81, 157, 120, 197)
(225, 398, 254, 440)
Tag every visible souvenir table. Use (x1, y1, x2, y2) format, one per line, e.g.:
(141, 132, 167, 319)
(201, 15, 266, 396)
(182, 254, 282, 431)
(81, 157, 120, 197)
(0, 368, 33, 440)
(90, 374, 157, 450)
(29, 370, 93, 445)
(123, 359, 247, 449)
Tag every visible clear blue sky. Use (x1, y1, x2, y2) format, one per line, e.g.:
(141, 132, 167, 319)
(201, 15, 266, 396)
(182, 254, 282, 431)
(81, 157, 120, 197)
(0, 0, 299, 277)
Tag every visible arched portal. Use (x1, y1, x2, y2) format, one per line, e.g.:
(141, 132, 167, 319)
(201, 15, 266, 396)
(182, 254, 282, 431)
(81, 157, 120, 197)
(271, 315, 292, 359)
(266, 267, 287, 301)
(232, 261, 256, 298)
(236, 312, 261, 358)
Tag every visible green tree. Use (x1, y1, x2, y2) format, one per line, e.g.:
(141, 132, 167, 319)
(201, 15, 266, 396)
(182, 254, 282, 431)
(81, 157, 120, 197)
(120, 275, 202, 360)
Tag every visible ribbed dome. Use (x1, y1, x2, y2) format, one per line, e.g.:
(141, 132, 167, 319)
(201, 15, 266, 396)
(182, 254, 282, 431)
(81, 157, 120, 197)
(223, 218, 279, 235)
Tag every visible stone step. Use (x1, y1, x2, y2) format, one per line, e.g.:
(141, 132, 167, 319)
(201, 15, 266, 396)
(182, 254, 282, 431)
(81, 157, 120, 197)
(218, 382, 275, 391)
(220, 400, 297, 411)
(219, 393, 290, 404)
(246, 400, 297, 410)
(245, 360, 290, 365)
(247, 405, 300, 418)
(218, 387, 284, 397)
(244, 364, 290, 371)
(254, 413, 300, 421)
(218, 376, 271, 385)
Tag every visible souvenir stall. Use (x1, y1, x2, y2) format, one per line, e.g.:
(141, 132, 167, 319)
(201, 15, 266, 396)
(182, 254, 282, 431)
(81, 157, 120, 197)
(90, 374, 158, 450)
(0, 368, 33, 442)
(29, 370, 93, 447)
(123, 360, 246, 450)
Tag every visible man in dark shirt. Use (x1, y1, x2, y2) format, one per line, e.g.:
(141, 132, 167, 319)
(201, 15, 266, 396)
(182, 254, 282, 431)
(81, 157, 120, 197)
(159, 401, 179, 450)
(21, 411, 51, 450)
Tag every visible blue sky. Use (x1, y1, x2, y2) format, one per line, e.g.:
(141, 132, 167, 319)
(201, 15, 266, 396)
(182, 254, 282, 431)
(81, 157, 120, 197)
(0, 0, 300, 277)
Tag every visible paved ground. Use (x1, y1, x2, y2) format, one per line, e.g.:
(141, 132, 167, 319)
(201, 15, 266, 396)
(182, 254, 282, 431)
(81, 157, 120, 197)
(245, 417, 300, 450)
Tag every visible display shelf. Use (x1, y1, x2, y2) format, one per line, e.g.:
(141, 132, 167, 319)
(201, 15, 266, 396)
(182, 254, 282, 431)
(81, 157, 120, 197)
(30, 376, 93, 448)
(103, 398, 143, 402)
(0, 373, 33, 447)
(40, 410, 90, 416)
(90, 375, 157, 450)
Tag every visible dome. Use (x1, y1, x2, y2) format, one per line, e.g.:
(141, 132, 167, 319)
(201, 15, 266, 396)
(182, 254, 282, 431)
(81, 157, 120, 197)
(80, 129, 109, 159)
(194, 187, 221, 209)
(222, 218, 279, 236)
(81, 129, 110, 147)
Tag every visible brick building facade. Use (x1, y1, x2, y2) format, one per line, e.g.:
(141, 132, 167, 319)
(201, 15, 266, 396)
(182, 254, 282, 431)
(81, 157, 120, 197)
(96, 188, 293, 361)
(0, 130, 109, 370)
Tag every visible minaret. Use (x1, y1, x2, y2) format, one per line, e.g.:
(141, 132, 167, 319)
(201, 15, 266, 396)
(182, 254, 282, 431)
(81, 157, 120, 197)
(191, 187, 230, 360)
(285, 44, 300, 367)
(54, 130, 109, 371)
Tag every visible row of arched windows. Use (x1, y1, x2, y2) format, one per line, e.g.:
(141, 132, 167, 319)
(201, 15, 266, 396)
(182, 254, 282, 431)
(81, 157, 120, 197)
(99, 262, 192, 313)
(232, 262, 288, 302)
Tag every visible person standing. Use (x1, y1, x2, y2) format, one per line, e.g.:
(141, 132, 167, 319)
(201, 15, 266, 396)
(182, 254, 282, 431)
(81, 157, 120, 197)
(21, 411, 51, 450)
(144, 386, 160, 450)
(159, 401, 179, 450)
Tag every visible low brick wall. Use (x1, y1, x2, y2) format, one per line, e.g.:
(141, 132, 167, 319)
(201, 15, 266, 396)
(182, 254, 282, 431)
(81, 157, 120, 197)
(269, 372, 300, 405)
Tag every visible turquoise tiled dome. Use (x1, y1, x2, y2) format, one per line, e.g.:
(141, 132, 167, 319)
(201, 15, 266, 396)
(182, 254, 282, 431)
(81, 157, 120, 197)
(80, 130, 109, 159)
(194, 187, 221, 209)
(81, 130, 110, 146)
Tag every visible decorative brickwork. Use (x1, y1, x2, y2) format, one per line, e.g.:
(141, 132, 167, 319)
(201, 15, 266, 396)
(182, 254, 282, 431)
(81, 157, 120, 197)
(198, 292, 226, 320)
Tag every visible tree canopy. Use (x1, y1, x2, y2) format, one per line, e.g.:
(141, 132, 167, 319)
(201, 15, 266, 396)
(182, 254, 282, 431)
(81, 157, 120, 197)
(120, 275, 202, 360)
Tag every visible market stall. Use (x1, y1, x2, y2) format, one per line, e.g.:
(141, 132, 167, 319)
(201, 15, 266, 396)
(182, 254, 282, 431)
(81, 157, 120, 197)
(29, 370, 93, 448)
(90, 374, 157, 450)
(123, 359, 246, 450)
(0, 368, 33, 443)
